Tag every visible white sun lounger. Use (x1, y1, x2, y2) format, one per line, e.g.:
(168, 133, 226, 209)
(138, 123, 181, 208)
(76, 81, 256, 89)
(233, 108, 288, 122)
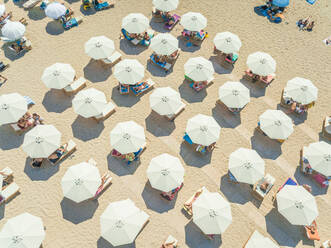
(23, 0, 42, 9)
(165, 102, 185, 121)
(94, 172, 112, 199)
(101, 51, 122, 66)
(47, 139, 77, 165)
(0, 182, 20, 205)
(93, 102, 115, 122)
(63, 77, 87, 95)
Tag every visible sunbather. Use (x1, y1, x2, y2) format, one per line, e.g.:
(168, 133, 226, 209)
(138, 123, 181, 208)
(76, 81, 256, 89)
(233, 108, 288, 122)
(31, 158, 43, 168)
(286, 102, 308, 114)
(305, 220, 320, 241)
(161, 241, 176, 248)
(260, 181, 270, 192)
(192, 81, 207, 91)
(184, 189, 203, 212)
(306, 21, 314, 31)
(32, 113, 44, 125)
(17, 113, 34, 130)
(95, 173, 111, 196)
(298, 16, 310, 30)
(48, 144, 68, 164)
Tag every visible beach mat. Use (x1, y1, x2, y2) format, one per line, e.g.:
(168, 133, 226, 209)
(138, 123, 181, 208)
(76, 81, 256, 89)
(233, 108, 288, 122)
(306, 0, 317, 5)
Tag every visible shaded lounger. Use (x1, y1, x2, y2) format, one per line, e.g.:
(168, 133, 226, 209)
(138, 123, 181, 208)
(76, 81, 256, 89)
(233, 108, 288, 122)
(164, 14, 181, 30)
(47, 140, 77, 165)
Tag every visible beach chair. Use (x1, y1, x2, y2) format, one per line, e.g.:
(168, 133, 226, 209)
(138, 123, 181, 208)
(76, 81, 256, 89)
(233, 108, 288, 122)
(259, 74, 275, 86)
(0, 75, 7, 86)
(304, 220, 320, 241)
(0, 12, 12, 28)
(93, 102, 115, 123)
(152, 7, 163, 22)
(161, 235, 178, 248)
(62, 16, 83, 30)
(251, 173, 275, 200)
(191, 31, 208, 46)
(94, 172, 112, 199)
(149, 54, 172, 72)
(0, 182, 20, 205)
(63, 77, 87, 95)
(224, 53, 239, 65)
(164, 14, 181, 30)
(244, 69, 255, 81)
(94, 0, 114, 11)
(160, 183, 183, 201)
(101, 51, 122, 67)
(130, 78, 155, 96)
(227, 171, 239, 184)
(119, 84, 130, 95)
(127, 145, 146, 165)
(24, 96, 35, 107)
(47, 139, 77, 165)
(19, 18, 28, 26)
(165, 102, 185, 121)
(1, 167, 14, 189)
(183, 186, 207, 216)
(321, 240, 331, 248)
(189, 77, 214, 92)
(120, 29, 141, 46)
(322, 116, 331, 140)
(10, 120, 35, 135)
(0, 61, 9, 72)
(272, 177, 297, 202)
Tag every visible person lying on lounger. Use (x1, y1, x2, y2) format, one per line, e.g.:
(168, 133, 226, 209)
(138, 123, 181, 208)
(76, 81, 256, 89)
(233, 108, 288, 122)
(161, 241, 176, 248)
(184, 189, 203, 212)
(31, 158, 43, 168)
(17, 113, 34, 129)
(306, 21, 314, 31)
(48, 144, 68, 164)
(32, 113, 44, 125)
(164, 12, 175, 25)
(286, 102, 308, 114)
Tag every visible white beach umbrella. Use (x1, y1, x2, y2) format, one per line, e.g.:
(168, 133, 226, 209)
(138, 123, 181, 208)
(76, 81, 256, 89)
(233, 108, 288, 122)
(245, 230, 279, 248)
(100, 199, 149, 246)
(304, 141, 331, 177)
(122, 13, 149, 34)
(0, 93, 27, 125)
(259, 110, 293, 140)
(84, 36, 115, 60)
(149, 87, 183, 116)
(41, 63, 76, 89)
(213, 32, 242, 54)
(147, 153, 184, 192)
(184, 57, 214, 82)
(247, 52, 276, 76)
(277, 185, 318, 226)
(229, 148, 265, 185)
(152, 0, 179, 12)
(284, 77, 318, 105)
(193, 191, 232, 235)
(218, 81, 250, 108)
(150, 33, 178, 56)
(186, 114, 221, 146)
(110, 121, 146, 154)
(61, 162, 101, 203)
(180, 12, 207, 32)
(0, 213, 45, 248)
(45, 2, 66, 19)
(114, 59, 145, 85)
(1, 21, 25, 41)
(72, 88, 107, 118)
(0, 4, 6, 17)
(22, 125, 61, 158)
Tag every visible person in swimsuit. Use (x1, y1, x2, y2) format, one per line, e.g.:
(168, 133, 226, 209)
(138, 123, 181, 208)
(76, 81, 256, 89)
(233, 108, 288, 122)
(31, 158, 44, 168)
(48, 144, 68, 164)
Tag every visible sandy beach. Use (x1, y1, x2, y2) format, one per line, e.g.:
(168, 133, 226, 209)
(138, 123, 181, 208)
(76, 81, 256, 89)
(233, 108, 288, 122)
(0, 0, 330, 247)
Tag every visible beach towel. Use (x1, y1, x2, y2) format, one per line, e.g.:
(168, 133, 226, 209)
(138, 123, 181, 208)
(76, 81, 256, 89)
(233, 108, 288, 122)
(306, 0, 317, 5)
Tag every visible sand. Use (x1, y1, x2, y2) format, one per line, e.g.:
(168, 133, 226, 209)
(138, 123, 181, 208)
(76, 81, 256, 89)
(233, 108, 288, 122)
(0, 0, 330, 247)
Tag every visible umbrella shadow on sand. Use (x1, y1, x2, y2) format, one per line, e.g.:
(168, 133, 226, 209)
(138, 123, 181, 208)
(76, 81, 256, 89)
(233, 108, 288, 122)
(149, 19, 169, 33)
(178, 79, 208, 103)
(107, 154, 140, 176)
(97, 237, 136, 248)
(110, 85, 140, 108)
(250, 129, 282, 160)
(179, 142, 212, 168)
(45, 21, 64, 35)
(265, 208, 302, 247)
(185, 221, 222, 248)
(212, 105, 241, 129)
(141, 181, 177, 213)
(1, 44, 27, 61)
(42, 90, 73, 113)
(146, 61, 171, 77)
(60, 198, 99, 224)
(239, 78, 266, 98)
(276, 104, 307, 125)
(71, 116, 105, 142)
(177, 37, 201, 53)
(119, 39, 147, 55)
(28, 7, 46, 21)
(83, 59, 113, 83)
(24, 158, 61, 181)
(209, 56, 233, 75)
(145, 111, 176, 137)
(0, 125, 24, 150)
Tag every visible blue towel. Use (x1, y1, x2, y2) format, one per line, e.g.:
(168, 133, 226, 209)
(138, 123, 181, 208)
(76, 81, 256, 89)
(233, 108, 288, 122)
(121, 29, 133, 41)
(186, 42, 192, 47)
(306, 0, 316, 4)
(284, 177, 298, 186)
(24, 96, 35, 106)
(183, 133, 193, 145)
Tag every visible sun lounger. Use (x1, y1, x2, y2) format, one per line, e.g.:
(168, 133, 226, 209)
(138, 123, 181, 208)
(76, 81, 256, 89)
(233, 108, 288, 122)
(149, 54, 172, 72)
(224, 53, 239, 65)
(94, 0, 114, 10)
(10, 120, 35, 135)
(119, 84, 130, 95)
(0, 182, 20, 205)
(24, 96, 35, 107)
(164, 14, 180, 30)
(188, 76, 214, 92)
(321, 240, 331, 248)
(252, 173, 275, 200)
(94, 172, 112, 198)
(62, 16, 83, 30)
(272, 177, 297, 202)
(93, 102, 115, 122)
(165, 102, 185, 121)
(304, 220, 320, 241)
(227, 171, 239, 184)
(101, 51, 122, 66)
(1, 167, 14, 189)
(183, 132, 193, 145)
(183, 186, 207, 216)
(152, 7, 164, 22)
(160, 183, 183, 201)
(111, 144, 146, 165)
(130, 78, 155, 96)
(162, 235, 178, 248)
(322, 116, 331, 140)
(63, 77, 87, 95)
(47, 139, 77, 165)
(260, 74, 275, 86)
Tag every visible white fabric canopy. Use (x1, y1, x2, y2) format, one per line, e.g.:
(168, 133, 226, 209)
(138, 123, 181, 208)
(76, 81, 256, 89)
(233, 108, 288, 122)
(0, 4, 6, 17)
(0, 212, 45, 248)
(110, 121, 146, 154)
(184, 57, 214, 82)
(61, 162, 101, 203)
(284, 77, 318, 105)
(72, 88, 107, 118)
(259, 110, 293, 140)
(45, 2, 66, 19)
(1, 21, 25, 41)
(84, 36, 115, 60)
(149, 87, 183, 116)
(193, 191, 232, 235)
(41, 63, 76, 89)
(218, 81, 250, 108)
(0, 93, 27, 125)
(180, 12, 207, 31)
(150, 33, 178, 55)
(245, 230, 279, 248)
(122, 13, 149, 34)
(213, 32, 242, 53)
(152, 0, 179, 12)
(247, 52, 276, 76)
(304, 141, 331, 177)
(186, 114, 220, 146)
(114, 59, 145, 85)
(229, 148, 265, 185)
(147, 153, 184, 192)
(277, 185, 318, 226)
(22, 125, 61, 158)
(100, 199, 149, 246)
